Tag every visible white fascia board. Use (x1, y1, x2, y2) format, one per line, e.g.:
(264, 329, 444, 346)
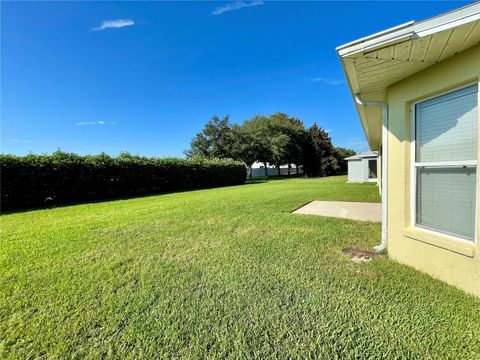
(413, 2, 480, 37)
(336, 21, 414, 57)
(336, 2, 480, 58)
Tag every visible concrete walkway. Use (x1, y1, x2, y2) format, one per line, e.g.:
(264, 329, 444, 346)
(293, 201, 381, 222)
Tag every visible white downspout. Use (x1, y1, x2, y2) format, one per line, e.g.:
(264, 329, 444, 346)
(355, 95, 388, 252)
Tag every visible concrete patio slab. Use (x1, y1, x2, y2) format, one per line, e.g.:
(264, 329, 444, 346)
(293, 201, 381, 222)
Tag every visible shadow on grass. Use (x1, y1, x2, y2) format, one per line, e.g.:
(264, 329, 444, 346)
(1, 181, 249, 215)
(246, 174, 306, 184)
(246, 174, 347, 184)
(3, 174, 348, 215)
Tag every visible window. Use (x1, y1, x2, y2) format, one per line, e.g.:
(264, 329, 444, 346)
(413, 84, 478, 241)
(368, 159, 377, 179)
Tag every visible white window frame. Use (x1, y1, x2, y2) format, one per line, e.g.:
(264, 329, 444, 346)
(410, 82, 478, 243)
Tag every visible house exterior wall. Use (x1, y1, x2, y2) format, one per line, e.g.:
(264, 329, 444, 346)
(362, 159, 370, 181)
(386, 45, 480, 296)
(347, 160, 363, 182)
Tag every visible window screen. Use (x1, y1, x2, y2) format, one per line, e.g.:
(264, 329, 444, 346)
(415, 84, 477, 241)
(416, 85, 477, 162)
(417, 167, 476, 239)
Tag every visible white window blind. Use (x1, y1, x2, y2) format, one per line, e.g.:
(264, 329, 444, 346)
(417, 167, 476, 239)
(416, 85, 477, 162)
(414, 84, 478, 241)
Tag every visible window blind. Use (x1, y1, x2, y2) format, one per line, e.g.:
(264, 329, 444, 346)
(416, 85, 477, 162)
(415, 84, 478, 241)
(417, 167, 476, 239)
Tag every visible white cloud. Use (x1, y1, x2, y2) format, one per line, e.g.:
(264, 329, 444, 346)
(92, 19, 134, 31)
(76, 121, 107, 126)
(10, 139, 32, 143)
(212, 1, 264, 16)
(304, 77, 345, 86)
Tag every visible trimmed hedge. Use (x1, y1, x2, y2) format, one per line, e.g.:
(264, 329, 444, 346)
(1, 151, 247, 211)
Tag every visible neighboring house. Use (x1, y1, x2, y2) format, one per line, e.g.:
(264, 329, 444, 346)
(250, 162, 304, 177)
(337, 3, 479, 296)
(345, 151, 378, 183)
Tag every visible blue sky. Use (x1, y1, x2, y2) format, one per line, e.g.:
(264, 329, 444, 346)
(1, 1, 471, 156)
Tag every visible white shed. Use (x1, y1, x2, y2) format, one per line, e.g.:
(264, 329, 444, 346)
(345, 152, 378, 183)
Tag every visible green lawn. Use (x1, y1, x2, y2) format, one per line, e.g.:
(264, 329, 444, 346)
(1, 176, 479, 358)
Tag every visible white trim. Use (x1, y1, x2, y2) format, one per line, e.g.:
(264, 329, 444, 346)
(411, 81, 478, 105)
(336, 21, 414, 54)
(416, 224, 476, 243)
(336, 3, 480, 57)
(413, 4, 480, 37)
(413, 161, 477, 167)
(337, 25, 414, 57)
(410, 224, 478, 246)
(410, 102, 416, 229)
(410, 83, 478, 243)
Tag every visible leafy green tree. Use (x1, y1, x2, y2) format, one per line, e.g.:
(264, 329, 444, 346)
(323, 155, 340, 176)
(185, 112, 342, 179)
(241, 115, 272, 176)
(303, 123, 334, 177)
(186, 115, 233, 158)
(268, 132, 290, 176)
(267, 113, 305, 175)
(334, 147, 356, 173)
(281, 115, 306, 175)
(265, 114, 289, 175)
(229, 124, 258, 177)
(244, 113, 301, 176)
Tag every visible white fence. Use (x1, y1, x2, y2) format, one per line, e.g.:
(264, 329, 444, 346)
(250, 166, 304, 178)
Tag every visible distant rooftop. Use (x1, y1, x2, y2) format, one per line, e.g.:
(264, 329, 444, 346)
(345, 151, 378, 161)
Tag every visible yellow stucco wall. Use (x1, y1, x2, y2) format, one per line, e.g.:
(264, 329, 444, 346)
(386, 45, 480, 297)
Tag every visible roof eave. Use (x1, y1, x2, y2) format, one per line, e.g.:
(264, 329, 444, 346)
(336, 2, 480, 152)
(337, 49, 381, 151)
(337, 3, 480, 58)
(336, 21, 414, 58)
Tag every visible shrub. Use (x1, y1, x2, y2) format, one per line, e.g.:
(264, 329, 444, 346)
(0, 151, 247, 211)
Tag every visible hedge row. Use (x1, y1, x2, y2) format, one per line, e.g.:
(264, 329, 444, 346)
(0, 151, 247, 211)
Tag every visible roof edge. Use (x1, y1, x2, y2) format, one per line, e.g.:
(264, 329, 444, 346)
(336, 2, 480, 58)
(336, 21, 414, 56)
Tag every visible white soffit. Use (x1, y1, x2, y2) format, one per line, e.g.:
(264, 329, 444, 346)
(337, 2, 480, 150)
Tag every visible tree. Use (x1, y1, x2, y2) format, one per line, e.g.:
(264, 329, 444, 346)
(269, 132, 290, 176)
(283, 116, 306, 175)
(334, 147, 356, 173)
(241, 115, 272, 176)
(323, 155, 340, 176)
(303, 123, 334, 177)
(186, 115, 233, 158)
(267, 113, 306, 176)
(185, 112, 343, 179)
(229, 124, 258, 177)
(265, 114, 290, 175)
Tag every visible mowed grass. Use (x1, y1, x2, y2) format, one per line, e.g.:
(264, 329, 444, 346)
(1, 176, 480, 359)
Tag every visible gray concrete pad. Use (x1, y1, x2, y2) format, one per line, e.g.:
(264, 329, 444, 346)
(293, 201, 381, 222)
